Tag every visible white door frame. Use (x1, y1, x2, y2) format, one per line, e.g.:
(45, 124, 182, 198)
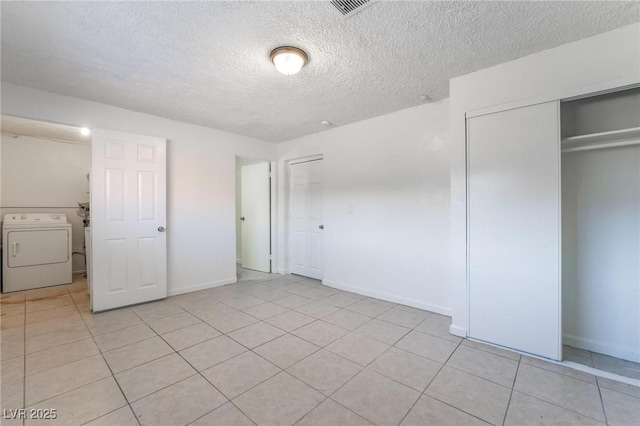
(284, 154, 323, 277)
(235, 155, 277, 273)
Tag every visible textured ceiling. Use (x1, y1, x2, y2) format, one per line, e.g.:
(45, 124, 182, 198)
(1, 1, 638, 142)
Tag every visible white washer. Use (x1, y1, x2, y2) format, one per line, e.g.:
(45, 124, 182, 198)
(2, 213, 72, 292)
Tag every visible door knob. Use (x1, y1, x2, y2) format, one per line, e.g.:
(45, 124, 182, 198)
(158, 226, 166, 232)
(240, 217, 245, 221)
(319, 224, 324, 229)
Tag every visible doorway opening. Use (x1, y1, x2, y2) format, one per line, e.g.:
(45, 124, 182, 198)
(236, 156, 272, 279)
(0, 115, 90, 296)
(1, 116, 169, 313)
(561, 87, 640, 381)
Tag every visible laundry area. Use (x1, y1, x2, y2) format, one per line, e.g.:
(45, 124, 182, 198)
(0, 116, 91, 293)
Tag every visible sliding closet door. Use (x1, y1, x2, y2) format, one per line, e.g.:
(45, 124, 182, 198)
(467, 101, 561, 360)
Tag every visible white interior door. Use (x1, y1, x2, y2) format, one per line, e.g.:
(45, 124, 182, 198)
(241, 162, 271, 273)
(91, 128, 167, 312)
(467, 101, 561, 360)
(289, 159, 323, 280)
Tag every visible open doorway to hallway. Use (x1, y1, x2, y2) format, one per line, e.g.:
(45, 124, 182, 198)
(236, 156, 271, 275)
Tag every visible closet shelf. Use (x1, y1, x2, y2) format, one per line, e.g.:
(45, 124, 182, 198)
(561, 127, 640, 152)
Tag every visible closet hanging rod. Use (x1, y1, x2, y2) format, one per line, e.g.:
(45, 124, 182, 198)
(561, 127, 640, 144)
(562, 139, 640, 153)
(561, 127, 640, 153)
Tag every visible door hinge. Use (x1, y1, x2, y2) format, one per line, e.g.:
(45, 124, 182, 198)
(269, 254, 273, 260)
(269, 172, 272, 178)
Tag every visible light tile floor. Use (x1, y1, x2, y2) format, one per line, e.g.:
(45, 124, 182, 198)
(564, 344, 640, 381)
(0, 270, 638, 426)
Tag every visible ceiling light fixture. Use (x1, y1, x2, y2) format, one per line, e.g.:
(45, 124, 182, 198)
(80, 127, 91, 136)
(270, 46, 308, 76)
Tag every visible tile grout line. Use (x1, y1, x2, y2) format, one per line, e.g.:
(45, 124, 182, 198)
(132, 298, 282, 404)
(144, 310, 206, 335)
(135, 306, 266, 425)
(442, 363, 515, 391)
(99, 335, 173, 374)
(303, 316, 448, 426)
(125, 308, 220, 419)
(520, 359, 602, 385)
(596, 376, 640, 399)
(395, 339, 464, 426)
(70, 283, 142, 426)
(16, 274, 640, 426)
(508, 369, 611, 424)
(501, 354, 521, 426)
(460, 340, 522, 362)
(510, 387, 610, 424)
(232, 281, 466, 422)
(17, 283, 124, 423)
(92, 280, 326, 378)
(15, 274, 461, 426)
(417, 343, 496, 426)
(22, 288, 82, 406)
(268, 299, 364, 426)
(423, 343, 527, 426)
(596, 380, 609, 425)
(142, 281, 371, 425)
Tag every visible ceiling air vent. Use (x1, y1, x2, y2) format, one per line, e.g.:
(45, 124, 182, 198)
(330, 0, 377, 19)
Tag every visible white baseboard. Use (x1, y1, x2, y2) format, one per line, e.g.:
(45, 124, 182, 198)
(277, 268, 290, 275)
(168, 277, 237, 297)
(449, 324, 467, 338)
(321, 279, 452, 317)
(72, 269, 87, 275)
(236, 258, 242, 265)
(563, 334, 640, 363)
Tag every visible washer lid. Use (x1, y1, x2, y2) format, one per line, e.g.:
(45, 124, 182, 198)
(3, 213, 69, 225)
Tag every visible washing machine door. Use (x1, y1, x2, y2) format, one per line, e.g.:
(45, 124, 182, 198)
(6, 229, 70, 267)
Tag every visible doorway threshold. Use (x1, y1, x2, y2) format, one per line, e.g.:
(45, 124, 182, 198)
(560, 360, 640, 388)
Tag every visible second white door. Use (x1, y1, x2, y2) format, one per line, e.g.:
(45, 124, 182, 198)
(241, 162, 271, 273)
(289, 159, 323, 279)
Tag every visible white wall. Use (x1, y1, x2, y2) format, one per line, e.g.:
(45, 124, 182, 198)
(1, 135, 89, 206)
(1, 83, 277, 296)
(277, 99, 452, 315)
(449, 23, 640, 336)
(562, 145, 640, 362)
(1, 134, 90, 272)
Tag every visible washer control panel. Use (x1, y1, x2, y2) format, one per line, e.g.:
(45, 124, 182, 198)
(3, 214, 68, 224)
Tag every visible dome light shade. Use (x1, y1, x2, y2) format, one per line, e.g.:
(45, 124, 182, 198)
(270, 46, 308, 76)
(80, 127, 91, 136)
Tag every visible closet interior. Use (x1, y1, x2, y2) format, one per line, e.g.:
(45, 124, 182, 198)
(561, 87, 640, 380)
